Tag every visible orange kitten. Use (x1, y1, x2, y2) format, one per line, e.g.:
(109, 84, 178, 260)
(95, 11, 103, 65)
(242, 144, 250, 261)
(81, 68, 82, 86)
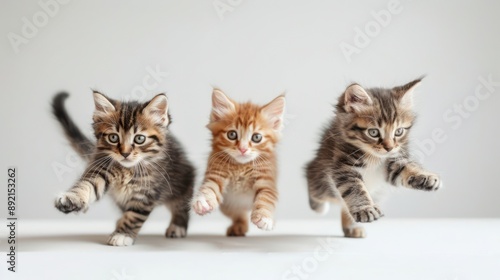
(192, 89, 285, 236)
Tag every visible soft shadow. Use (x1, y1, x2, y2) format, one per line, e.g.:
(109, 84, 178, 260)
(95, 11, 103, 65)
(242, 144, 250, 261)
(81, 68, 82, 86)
(18, 234, 109, 251)
(19, 234, 344, 253)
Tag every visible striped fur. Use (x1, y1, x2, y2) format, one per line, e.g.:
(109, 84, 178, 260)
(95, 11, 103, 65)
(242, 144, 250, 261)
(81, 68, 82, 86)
(52, 92, 195, 246)
(192, 89, 285, 236)
(52, 93, 94, 161)
(306, 78, 441, 238)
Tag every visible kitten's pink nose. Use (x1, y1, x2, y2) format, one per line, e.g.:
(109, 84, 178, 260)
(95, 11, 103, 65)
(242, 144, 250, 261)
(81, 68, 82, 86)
(239, 147, 248, 154)
(121, 152, 131, 159)
(383, 145, 394, 152)
(382, 140, 394, 152)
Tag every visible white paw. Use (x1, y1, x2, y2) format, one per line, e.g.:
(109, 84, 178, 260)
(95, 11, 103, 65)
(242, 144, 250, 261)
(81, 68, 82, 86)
(192, 191, 218, 215)
(107, 233, 134, 246)
(255, 217, 274, 231)
(251, 213, 274, 231)
(166, 224, 187, 238)
(192, 194, 212, 215)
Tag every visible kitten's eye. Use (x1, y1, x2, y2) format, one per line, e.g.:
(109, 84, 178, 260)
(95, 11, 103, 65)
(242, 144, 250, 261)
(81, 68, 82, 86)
(108, 133, 119, 144)
(251, 133, 262, 143)
(134, 134, 146, 144)
(227, 130, 238, 140)
(367, 129, 380, 138)
(395, 128, 405, 137)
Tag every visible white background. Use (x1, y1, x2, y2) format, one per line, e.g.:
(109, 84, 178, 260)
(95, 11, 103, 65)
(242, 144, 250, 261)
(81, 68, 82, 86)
(1, 0, 499, 223)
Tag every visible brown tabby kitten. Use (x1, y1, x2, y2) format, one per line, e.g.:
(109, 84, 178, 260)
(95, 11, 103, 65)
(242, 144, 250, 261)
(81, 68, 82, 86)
(306, 78, 441, 238)
(192, 89, 285, 236)
(52, 91, 195, 246)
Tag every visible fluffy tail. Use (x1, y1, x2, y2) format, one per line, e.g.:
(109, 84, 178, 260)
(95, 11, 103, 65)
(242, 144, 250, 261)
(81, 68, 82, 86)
(52, 92, 94, 161)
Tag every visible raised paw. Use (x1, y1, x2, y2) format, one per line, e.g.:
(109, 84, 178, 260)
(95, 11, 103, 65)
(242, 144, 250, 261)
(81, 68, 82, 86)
(408, 173, 441, 191)
(54, 192, 87, 214)
(165, 224, 187, 238)
(192, 191, 218, 215)
(251, 211, 274, 231)
(107, 232, 135, 246)
(351, 205, 383, 223)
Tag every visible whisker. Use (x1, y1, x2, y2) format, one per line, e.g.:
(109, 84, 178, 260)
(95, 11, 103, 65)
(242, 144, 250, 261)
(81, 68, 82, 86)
(81, 157, 110, 180)
(146, 162, 173, 195)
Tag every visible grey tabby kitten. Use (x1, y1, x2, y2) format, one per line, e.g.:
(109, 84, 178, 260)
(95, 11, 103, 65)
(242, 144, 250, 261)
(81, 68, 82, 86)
(306, 78, 441, 238)
(52, 91, 195, 246)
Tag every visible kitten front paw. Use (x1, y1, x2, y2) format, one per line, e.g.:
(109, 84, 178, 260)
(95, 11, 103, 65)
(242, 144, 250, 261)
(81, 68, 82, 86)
(107, 232, 135, 246)
(54, 192, 87, 214)
(165, 224, 187, 238)
(192, 191, 219, 215)
(251, 211, 274, 231)
(408, 173, 441, 191)
(351, 205, 383, 223)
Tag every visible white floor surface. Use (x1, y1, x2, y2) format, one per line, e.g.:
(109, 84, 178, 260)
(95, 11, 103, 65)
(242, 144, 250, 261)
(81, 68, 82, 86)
(0, 219, 499, 280)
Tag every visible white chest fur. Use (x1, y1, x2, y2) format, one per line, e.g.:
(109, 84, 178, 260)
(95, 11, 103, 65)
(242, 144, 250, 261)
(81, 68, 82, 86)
(222, 176, 256, 212)
(356, 159, 390, 202)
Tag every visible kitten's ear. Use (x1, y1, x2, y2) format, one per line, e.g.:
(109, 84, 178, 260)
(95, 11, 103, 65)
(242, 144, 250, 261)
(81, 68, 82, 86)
(393, 78, 423, 109)
(343, 84, 372, 113)
(262, 95, 286, 131)
(93, 91, 115, 117)
(211, 88, 235, 122)
(144, 94, 169, 126)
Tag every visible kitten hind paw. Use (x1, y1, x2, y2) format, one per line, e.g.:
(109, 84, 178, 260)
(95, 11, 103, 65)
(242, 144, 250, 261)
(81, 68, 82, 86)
(165, 224, 187, 238)
(310, 200, 330, 215)
(54, 192, 87, 214)
(343, 226, 366, 238)
(227, 223, 248, 237)
(107, 233, 135, 246)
